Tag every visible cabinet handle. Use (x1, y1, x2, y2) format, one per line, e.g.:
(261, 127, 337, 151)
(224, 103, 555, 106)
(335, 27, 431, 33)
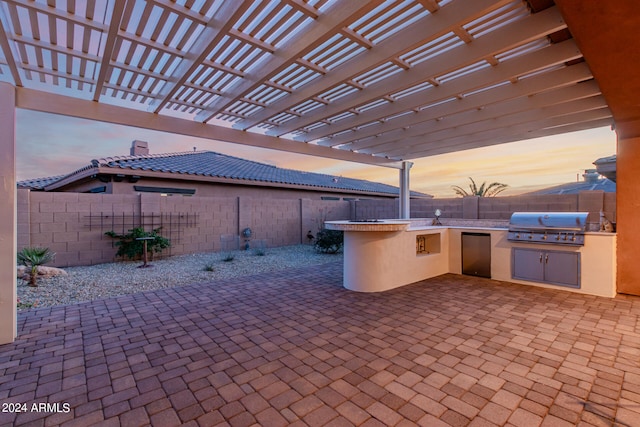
(539, 253, 543, 263)
(545, 254, 549, 264)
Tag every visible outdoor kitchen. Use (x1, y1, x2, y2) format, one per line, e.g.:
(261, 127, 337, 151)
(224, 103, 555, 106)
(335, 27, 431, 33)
(326, 212, 616, 298)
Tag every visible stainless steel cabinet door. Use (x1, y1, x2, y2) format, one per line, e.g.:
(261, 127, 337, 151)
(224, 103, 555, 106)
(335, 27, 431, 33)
(544, 251, 580, 288)
(512, 248, 544, 282)
(512, 248, 580, 288)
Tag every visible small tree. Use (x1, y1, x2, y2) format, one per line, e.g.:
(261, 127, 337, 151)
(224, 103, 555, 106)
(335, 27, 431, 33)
(105, 227, 170, 260)
(314, 229, 343, 254)
(17, 247, 56, 287)
(452, 177, 508, 197)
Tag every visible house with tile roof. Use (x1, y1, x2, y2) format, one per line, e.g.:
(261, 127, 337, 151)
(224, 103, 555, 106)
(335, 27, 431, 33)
(18, 141, 432, 200)
(593, 154, 616, 183)
(523, 169, 615, 195)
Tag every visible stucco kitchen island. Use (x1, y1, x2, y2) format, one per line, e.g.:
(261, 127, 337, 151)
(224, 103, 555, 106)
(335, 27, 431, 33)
(325, 220, 449, 292)
(325, 219, 616, 297)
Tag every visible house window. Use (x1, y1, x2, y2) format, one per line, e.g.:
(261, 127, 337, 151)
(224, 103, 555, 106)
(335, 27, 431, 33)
(133, 186, 195, 196)
(86, 186, 106, 193)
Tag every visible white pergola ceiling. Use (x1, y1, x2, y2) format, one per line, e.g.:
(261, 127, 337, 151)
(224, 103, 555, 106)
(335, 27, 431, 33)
(0, 0, 612, 168)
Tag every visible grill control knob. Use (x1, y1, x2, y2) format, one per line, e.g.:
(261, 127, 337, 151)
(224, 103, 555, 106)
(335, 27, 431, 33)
(542, 233, 548, 240)
(562, 234, 568, 241)
(556, 233, 561, 241)
(571, 234, 576, 242)
(528, 234, 533, 239)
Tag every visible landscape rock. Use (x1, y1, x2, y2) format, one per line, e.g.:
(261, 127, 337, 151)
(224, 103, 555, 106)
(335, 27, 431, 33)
(17, 265, 68, 279)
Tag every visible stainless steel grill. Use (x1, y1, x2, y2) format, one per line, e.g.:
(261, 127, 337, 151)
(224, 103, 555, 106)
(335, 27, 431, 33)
(507, 212, 589, 246)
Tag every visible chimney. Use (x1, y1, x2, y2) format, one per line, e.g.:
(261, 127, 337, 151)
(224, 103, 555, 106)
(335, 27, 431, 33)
(582, 169, 600, 183)
(130, 140, 149, 156)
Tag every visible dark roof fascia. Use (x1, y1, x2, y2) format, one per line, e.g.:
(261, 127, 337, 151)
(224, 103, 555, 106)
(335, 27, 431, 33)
(43, 167, 97, 191)
(86, 167, 409, 198)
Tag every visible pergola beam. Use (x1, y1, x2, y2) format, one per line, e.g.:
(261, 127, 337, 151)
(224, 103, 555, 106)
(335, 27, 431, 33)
(398, 109, 613, 159)
(358, 82, 604, 155)
(274, 6, 567, 138)
(195, 0, 386, 123)
(236, 0, 515, 132)
(403, 117, 614, 159)
(320, 62, 594, 149)
(147, 1, 253, 114)
(93, 0, 126, 102)
(379, 97, 610, 158)
(0, 12, 21, 85)
(15, 88, 403, 169)
(304, 38, 583, 145)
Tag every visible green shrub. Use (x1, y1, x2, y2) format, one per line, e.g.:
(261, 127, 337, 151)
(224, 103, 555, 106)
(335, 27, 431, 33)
(314, 229, 343, 254)
(17, 247, 55, 287)
(222, 253, 235, 262)
(105, 227, 170, 260)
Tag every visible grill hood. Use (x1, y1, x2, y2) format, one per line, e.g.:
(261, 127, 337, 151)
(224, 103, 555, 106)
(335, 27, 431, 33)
(508, 212, 589, 232)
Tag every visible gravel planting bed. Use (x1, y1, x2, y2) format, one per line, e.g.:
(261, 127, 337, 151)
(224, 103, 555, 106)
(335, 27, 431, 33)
(17, 245, 342, 310)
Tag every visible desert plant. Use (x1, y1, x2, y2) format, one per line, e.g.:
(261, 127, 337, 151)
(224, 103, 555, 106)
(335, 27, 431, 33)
(314, 229, 343, 254)
(452, 177, 508, 197)
(16, 297, 38, 309)
(17, 247, 56, 287)
(253, 248, 266, 256)
(203, 264, 215, 272)
(105, 227, 170, 260)
(222, 253, 235, 262)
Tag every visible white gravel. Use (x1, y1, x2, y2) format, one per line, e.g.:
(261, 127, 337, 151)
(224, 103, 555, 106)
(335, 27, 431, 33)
(17, 245, 342, 310)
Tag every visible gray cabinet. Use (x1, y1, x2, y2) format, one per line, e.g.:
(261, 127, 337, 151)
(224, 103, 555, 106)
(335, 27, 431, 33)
(512, 248, 580, 288)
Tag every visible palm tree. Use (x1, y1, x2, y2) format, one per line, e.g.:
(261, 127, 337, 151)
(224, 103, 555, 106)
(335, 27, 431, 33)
(452, 177, 508, 197)
(17, 247, 56, 287)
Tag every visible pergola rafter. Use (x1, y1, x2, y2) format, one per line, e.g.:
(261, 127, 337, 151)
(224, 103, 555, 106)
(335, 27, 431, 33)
(291, 5, 568, 142)
(0, 0, 613, 161)
(320, 62, 594, 149)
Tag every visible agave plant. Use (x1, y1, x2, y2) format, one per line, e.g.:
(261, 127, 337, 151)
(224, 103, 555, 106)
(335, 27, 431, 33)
(17, 247, 56, 287)
(452, 177, 508, 197)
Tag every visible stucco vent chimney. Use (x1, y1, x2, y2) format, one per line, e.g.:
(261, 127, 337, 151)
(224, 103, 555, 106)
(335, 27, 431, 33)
(130, 140, 149, 156)
(582, 169, 600, 183)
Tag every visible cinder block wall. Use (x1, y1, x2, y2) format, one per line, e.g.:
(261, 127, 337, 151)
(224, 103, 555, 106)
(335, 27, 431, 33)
(17, 190, 351, 267)
(353, 193, 616, 227)
(17, 190, 616, 267)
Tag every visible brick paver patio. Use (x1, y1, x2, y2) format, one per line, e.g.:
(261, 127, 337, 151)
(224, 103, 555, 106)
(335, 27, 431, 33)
(1, 261, 640, 426)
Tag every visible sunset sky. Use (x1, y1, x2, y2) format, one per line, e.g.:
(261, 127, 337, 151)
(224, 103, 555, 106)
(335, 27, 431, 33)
(16, 109, 616, 198)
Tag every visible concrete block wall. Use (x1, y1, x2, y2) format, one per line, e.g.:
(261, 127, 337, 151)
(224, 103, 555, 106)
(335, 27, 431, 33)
(20, 191, 141, 266)
(17, 189, 616, 267)
(154, 195, 238, 254)
(248, 198, 301, 247)
(410, 199, 464, 219)
(302, 199, 351, 239)
(353, 199, 399, 220)
(17, 190, 352, 267)
(603, 192, 616, 223)
(352, 192, 615, 225)
(478, 194, 578, 219)
(17, 189, 30, 249)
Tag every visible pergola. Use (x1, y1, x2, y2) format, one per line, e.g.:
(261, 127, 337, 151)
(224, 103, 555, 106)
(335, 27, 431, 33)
(1, 0, 639, 343)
